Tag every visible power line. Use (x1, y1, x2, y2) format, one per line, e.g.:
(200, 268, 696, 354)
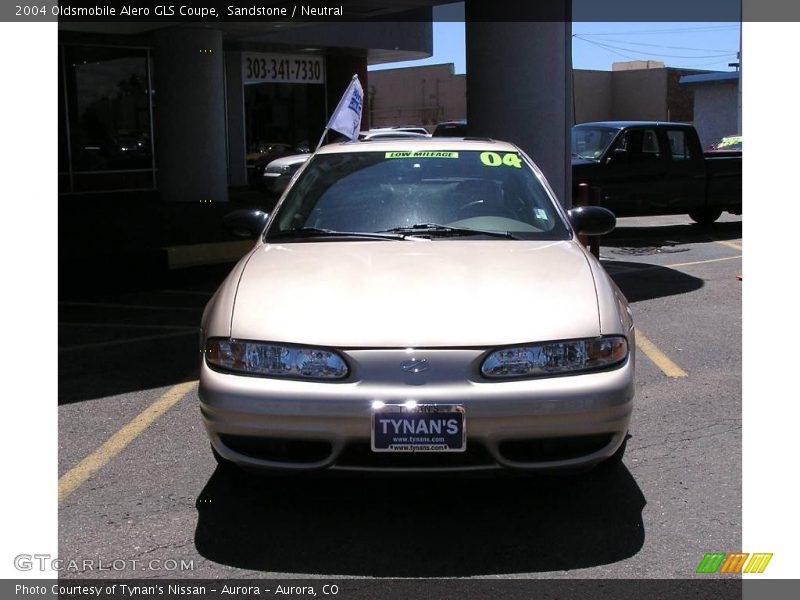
(574, 37, 641, 61)
(575, 37, 736, 59)
(683, 58, 740, 68)
(574, 25, 740, 36)
(574, 36, 735, 53)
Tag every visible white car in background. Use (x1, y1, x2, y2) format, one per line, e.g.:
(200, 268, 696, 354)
(260, 153, 311, 196)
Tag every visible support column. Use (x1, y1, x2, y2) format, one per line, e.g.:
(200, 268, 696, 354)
(465, 8, 572, 205)
(225, 49, 248, 188)
(152, 28, 228, 203)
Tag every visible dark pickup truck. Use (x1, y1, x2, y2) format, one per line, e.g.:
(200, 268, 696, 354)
(572, 121, 741, 225)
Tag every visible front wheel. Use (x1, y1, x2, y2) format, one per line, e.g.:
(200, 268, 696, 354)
(689, 209, 722, 226)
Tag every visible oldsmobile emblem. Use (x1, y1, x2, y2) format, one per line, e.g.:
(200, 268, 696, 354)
(400, 358, 430, 373)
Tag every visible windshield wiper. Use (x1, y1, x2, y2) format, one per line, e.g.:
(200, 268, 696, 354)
(268, 227, 409, 241)
(379, 223, 518, 240)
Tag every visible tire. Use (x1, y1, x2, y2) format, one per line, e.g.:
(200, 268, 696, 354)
(688, 209, 722, 226)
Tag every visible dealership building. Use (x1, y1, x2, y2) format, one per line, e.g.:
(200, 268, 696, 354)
(58, 3, 574, 284)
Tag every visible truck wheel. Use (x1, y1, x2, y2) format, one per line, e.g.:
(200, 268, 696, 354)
(689, 209, 722, 226)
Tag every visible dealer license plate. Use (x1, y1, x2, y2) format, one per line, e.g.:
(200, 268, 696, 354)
(371, 404, 465, 452)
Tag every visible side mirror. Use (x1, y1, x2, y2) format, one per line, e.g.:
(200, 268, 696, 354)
(223, 209, 269, 239)
(567, 206, 616, 236)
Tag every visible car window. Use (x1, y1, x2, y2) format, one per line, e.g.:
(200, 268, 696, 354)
(712, 136, 742, 151)
(572, 126, 619, 160)
(608, 129, 661, 165)
(268, 150, 571, 241)
(667, 130, 693, 161)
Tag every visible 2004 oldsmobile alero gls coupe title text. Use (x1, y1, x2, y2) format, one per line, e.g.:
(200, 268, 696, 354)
(199, 139, 635, 473)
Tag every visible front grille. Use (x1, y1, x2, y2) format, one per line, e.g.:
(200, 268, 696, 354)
(335, 441, 496, 469)
(218, 435, 332, 464)
(498, 434, 614, 463)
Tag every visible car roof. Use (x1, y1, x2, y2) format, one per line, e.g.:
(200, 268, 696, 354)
(317, 137, 517, 155)
(361, 131, 430, 140)
(369, 126, 428, 131)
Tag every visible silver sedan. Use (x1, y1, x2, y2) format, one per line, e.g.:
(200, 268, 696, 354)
(200, 139, 634, 473)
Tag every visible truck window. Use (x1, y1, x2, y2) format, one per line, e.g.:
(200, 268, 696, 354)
(642, 130, 660, 157)
(667, 130, 693, 161)
(608, 129, 661, 165)
(572, 126, 619, 161)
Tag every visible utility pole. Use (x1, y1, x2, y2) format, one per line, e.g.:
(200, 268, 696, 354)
(737, 22, 742, 134)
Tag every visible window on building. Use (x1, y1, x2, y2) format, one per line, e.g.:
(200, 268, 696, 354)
(59, 45, 155, 193)
(243, 81, 325, 185)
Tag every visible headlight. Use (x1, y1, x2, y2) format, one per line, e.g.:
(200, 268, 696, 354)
(481, 336, 628, 379)
(205, 338, 349, 380)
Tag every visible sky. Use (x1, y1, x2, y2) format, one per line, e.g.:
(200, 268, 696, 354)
(369, 22, 741, 75)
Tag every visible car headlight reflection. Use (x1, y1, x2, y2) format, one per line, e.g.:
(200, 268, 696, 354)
(481, 336, 628, 379)
(206, 338, 349, 380)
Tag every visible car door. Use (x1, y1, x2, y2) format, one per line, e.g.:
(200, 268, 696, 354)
(662, 127, 706, 213)
(598, 127, 668, 217)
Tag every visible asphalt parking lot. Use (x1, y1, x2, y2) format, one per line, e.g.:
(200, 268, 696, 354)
(58, 214, 742, 579)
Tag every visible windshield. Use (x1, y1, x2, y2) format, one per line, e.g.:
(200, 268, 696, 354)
(711, 136, 742, 151)
(572, 126, 620, 161)
(266, 149, 571, 242)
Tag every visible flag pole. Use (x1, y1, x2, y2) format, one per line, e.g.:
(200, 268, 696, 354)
(314, 127, 329, 153)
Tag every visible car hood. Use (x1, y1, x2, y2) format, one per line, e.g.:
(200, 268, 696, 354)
(231, 240, 601, 348)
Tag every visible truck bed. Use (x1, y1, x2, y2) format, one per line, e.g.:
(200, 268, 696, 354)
(705, 155, 742, 214)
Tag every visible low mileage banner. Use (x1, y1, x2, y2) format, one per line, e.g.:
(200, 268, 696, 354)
(242, 52, 325, 85)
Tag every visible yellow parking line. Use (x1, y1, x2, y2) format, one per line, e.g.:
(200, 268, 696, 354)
(58, 381, 197, 503)
(665, 255, 742, 269)
(636, 331, 688, 378)
(58, 330, 197, 352)
(59, 302, 202, 312)
(715, 240, 742, 251)
(160, 289, 213, 297)
(60, 322, 197, 331)
(606, 255, 741, 275)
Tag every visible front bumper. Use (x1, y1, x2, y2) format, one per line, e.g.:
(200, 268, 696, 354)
(198, 348, 634, 473)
